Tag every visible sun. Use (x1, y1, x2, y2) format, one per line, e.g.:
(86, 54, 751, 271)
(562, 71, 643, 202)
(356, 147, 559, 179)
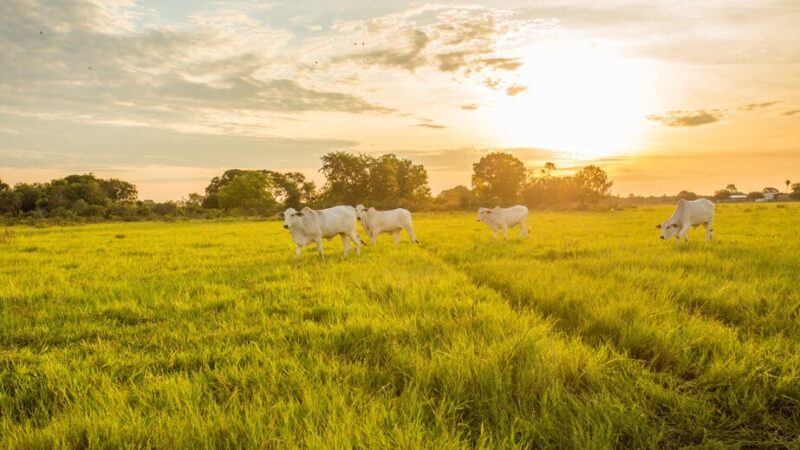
(485, 40, 656, 159)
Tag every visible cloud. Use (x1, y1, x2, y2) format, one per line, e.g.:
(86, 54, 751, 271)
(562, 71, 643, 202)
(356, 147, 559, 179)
(332, 5, 541, 76)
(0, 0, 392, 138)
(646, 110, 724, 127)
(647, 99, 782, 127)
(460, 103, 479, 110)
(415, 123, 446, 129)
(506, 84, 528, 96)
(0, 113, 357, 169)
(783, 109, 800, 116)
(483, 78, 501, 89)
(737, 100, 780, 111)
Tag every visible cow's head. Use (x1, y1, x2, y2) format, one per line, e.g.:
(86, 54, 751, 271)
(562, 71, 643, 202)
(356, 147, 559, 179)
(655, 220, 680, 240)
(476, 207, 492, 223)
(279, 207, 304, 230)
(355, 204, 367, 222)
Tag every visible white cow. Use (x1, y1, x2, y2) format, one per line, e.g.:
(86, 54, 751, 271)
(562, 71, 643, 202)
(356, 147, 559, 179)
(476, 205, 529, 239)
(279, 206, 362, 258)
(355, 205, 418, 245)
(656, 198, 715, 241)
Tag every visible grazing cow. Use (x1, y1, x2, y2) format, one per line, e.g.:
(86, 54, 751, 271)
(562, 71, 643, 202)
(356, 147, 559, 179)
(656, 198, 715, 241)
(355, 205, 418, 245)
(279, 206, 362, 258)
(476, 205, 529, 239)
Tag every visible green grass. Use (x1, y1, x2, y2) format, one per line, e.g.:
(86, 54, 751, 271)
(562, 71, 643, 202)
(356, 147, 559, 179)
(1, 204, 799, 448)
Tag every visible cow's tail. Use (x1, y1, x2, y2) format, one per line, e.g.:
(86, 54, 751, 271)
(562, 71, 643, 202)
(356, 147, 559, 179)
(357, 234, 368, 246)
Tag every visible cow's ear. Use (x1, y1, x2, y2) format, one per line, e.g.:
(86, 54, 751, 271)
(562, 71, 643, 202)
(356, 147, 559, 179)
(655, 224, 661, 229)
(277, 212, 285, 218)
(294, 212, 304, 217)
(486, 210, 492, 214)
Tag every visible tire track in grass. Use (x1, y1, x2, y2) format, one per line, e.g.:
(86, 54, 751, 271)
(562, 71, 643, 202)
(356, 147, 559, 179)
(418, 245, 800, 446)
(407, 244, 736, 447)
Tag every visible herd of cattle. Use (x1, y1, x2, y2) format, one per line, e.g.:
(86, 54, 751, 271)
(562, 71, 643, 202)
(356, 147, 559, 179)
(278, 198, 716, 258)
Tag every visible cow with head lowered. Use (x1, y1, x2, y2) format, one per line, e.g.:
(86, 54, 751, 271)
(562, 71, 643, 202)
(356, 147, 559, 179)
(476, 205, 529, 240)
(656, 198, 715, 241)
(279, 205, 363, 258)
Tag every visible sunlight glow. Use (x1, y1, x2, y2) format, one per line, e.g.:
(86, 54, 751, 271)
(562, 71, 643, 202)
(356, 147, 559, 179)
(486, 40, 656, 159)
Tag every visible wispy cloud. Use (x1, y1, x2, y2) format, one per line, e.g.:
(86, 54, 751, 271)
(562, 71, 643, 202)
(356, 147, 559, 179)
(505, 84, 527, 96)
(646, 110, 725, 127)
(647, 100, 780, 127)
(415, 123, 446, 129)
(460, 103, 479, 110)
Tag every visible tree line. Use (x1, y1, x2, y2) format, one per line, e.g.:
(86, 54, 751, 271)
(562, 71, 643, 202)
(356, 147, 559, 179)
(1, 151, 639, 222)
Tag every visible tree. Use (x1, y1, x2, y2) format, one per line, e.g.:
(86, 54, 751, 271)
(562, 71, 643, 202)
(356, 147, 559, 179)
(14, 183, 45, 212)
(101, 178, 137, 203)
(318, 152, 431, 209)
(786, 179, 791, 194)
(573, 165, 613, 205)
(762, 187, 780, 194)
(676, 190, 698, 200)
(319, 152, 370, 206)
(215, 172, 277, 213)
(0, 179, 20, 215)
(726, 184, 738, 194)
(713, 189, 731, 200)
(267, 172, 316, 210)
(472, 152, 526, 205)
(435, 185, 473, 210)
(747, 191, 764, 201)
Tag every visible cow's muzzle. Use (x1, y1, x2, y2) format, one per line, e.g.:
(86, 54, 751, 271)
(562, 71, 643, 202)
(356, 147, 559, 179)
(283, 225, 289, 229)
(660, 236, 664, 240)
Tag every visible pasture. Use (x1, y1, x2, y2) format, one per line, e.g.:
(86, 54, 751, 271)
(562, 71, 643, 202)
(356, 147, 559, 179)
(1, 204, 799, 448)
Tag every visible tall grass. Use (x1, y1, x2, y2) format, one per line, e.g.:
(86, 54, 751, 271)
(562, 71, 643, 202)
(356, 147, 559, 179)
(1, 204, 798, 448)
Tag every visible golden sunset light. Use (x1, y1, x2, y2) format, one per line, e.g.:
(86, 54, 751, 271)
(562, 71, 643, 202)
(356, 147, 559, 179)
(3, 2, 800, 447)
(2, 0, 798, 200)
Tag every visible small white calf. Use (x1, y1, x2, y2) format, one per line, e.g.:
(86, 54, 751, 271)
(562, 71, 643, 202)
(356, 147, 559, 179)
(476, 205, 529, 239)
(656, 198, 715, 241)
(355, 205, 417, 245)
(279, 205, 362, 258)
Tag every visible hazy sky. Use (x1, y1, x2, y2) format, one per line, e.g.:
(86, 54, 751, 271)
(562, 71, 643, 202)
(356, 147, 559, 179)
(1, 0, 799, 200)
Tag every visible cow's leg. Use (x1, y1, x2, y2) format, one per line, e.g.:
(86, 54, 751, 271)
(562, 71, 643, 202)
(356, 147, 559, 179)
(679, 224, 691, 242)
(295, 245, 302, 258)
(370, 233, 378, 245)
(348, 232, 362, 255)
(315, 238, 325, 258)
(502, 225, 509, 240)
(704, 220, 713, 241)
(393, 230, 401, 245)
(519, 220, 528, 238)
(405, 225, 417, 244)
(491, 228, 498, 239)
(341, 234, 350, 257)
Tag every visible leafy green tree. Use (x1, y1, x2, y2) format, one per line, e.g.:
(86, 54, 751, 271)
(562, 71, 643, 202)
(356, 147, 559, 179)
(435, 185, 473, 210)
(676, 190, 698, 200)
(215, 171, 278, 213)
(0, 179, 20, 215)
(101, 178, 138, 203)
(726, 184, 738, 194)
(319, 152, 371, 206)
(472, 152, 526, 205)
(747, 191, 764, 200)
(14, 183, 45, 212)
(573, 165, 613, 204)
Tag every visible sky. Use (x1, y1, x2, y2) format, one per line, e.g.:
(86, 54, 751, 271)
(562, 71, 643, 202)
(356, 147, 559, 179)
(1, 0, 799, 200)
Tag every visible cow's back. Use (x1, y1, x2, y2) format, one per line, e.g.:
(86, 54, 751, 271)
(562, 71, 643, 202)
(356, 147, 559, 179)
(315, 205, 357, 236)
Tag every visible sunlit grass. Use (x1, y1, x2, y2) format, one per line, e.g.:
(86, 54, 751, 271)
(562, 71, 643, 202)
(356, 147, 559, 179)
(1, 204, 798, 448)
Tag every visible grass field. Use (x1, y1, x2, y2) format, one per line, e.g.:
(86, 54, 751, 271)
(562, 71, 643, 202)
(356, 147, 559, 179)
(1, 204, 799, 448)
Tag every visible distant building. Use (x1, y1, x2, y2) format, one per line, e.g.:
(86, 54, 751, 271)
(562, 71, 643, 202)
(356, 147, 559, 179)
(728, 194, 748, 202)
